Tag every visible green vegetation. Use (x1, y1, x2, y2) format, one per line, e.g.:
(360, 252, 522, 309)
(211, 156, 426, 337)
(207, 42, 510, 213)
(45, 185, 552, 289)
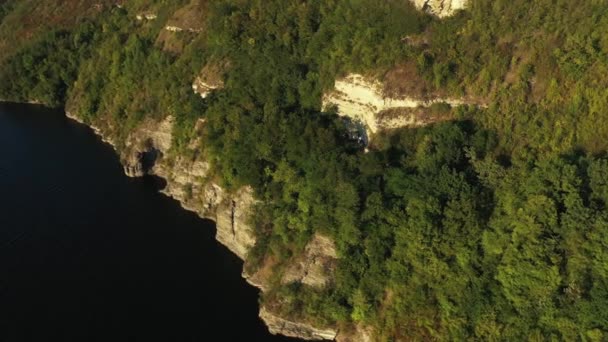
(1, 0, 608, 340)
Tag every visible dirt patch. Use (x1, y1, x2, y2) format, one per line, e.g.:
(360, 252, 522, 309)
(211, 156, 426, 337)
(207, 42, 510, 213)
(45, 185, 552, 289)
(383, 61, 433, 100)
(155, 0, 208, 54)
(165, 0, 207, 32)
(198, 59, 228, 88)
(376, 103, 453, 131)
(156, 29, 195, 54)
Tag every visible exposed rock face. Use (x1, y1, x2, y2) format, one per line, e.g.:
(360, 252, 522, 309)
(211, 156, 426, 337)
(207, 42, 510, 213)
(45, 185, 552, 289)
(192, 61, 228, 98)
(323, 74, 466, 136)
(192, 76, 221, 98)
(117, 116, 257, 260)
(123, 149, 158, 177)
(282, 234, 338, 288)
(165, 25, 184, 32)
(136, 13, 157, 21)
(157, 156, 214, 213)
(260, 307, 338, 341)
(122, 116, 174, 177)
(409, 0, 468, 17)
(215, 186, 257, 260)
(165, 25, 202, 33)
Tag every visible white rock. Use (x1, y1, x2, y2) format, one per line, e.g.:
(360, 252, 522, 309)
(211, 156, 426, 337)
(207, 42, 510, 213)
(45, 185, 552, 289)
(165, 26, 184, 32)
(409, 0, 468, 17)
(260, 307, 337, 341)
(323, 74, 465, 135)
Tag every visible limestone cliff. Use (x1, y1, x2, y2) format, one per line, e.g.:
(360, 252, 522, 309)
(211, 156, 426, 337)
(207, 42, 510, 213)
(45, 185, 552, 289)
(67, 109, 339, 340)
(214, 186, 257, 260)
(260, 307, 338, 341)
(409, 0, 468, 17)
(282, 234, 338, 288)
(122, 116, 174, 177)
(323, 73, 469, 138)
(116, 116, 258, 261)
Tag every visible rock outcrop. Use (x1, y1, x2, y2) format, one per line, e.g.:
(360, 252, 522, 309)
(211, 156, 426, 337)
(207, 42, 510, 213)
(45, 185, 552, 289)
(260, 307, 338, 341)
(122, 116, 173, 177)
(282, 234, 338, 288)
(192, 61, 228, 98)
(192, 76, 222, 98)
(165, 26, 184, 32)
(164, 25, 203, 34)
(409, 0, 468, 17)
(323, 74, 466, 136)
(215, 186, 257, 260)
(136, 13, 157, 21)
(157, 157, 214, 212)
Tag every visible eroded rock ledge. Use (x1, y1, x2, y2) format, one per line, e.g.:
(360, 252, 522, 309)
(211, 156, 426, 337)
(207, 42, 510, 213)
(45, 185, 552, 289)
(260, 307, 338, 341)
(323, 73, 470, 138)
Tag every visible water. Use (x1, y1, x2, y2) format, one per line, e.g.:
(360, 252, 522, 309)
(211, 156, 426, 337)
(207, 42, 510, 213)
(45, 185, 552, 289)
(0, 103, 296, 342)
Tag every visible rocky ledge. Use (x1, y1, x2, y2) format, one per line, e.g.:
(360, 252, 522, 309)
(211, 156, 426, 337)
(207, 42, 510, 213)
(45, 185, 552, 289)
(260, 307, 338, 341)
(323, 73, 471, 139)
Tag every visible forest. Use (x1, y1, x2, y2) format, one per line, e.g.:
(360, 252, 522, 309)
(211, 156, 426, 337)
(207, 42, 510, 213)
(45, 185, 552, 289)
(0, 0, 607, 340)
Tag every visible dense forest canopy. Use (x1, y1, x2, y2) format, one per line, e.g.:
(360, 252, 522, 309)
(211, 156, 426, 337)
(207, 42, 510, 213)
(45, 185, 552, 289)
(1, 0, 607, 340)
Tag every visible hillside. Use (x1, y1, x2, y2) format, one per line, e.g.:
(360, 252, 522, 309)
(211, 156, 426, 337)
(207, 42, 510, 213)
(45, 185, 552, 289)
(1, 0, 608, 340)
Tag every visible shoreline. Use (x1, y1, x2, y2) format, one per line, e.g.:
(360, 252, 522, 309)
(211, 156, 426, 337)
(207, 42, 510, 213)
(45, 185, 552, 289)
(1, 99, 339, 341)
(62, 109, 339, 341)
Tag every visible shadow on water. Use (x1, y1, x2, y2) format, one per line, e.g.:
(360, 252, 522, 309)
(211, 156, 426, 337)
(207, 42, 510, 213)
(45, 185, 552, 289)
(0, 103, 299, 342)
(141, 174, 168, 192)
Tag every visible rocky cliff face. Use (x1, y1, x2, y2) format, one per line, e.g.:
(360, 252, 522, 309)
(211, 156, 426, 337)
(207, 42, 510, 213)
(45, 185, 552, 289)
(282, 234, 338, 288)
(117, 115, 258, 261)
(409, 0, 468, 17)
(214, 186, 257, 259)
(122, 116, 174, 177)
(323, 73, 468, 138)
(260, 307, 338, 341)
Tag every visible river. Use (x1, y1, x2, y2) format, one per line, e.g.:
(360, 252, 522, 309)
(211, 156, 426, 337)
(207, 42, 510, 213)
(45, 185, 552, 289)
(0, 102, 296, 341)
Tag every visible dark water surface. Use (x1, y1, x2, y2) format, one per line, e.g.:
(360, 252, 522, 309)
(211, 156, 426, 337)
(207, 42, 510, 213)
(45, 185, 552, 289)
(0, 103, 295, 342)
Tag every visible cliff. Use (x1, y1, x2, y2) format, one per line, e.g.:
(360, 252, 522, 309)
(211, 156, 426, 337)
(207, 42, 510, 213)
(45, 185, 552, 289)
(323, 73, 472, 139)
(67, 108, 339, 340)
(260, 307, 338, 341)
(282, 234, 338, 288)
(96, 113, 261, 261)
